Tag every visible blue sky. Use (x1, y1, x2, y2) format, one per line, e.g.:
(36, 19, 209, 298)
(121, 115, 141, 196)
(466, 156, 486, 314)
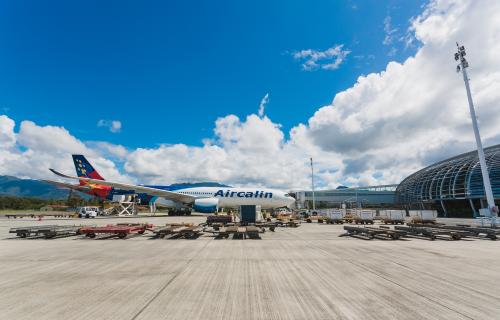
(0, 0, 426, 148)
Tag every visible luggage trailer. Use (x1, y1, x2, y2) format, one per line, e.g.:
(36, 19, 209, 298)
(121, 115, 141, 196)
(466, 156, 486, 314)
(209, 225, 262, 239)
(395, 225, 471, 241)
(78, 223, 153, 239)
(273, 220, 300, 228)
(405, 223, 500, 240)
(153, 224, 204, 239)
(341, 225, 407, 240)
(9, 225, 83, 239)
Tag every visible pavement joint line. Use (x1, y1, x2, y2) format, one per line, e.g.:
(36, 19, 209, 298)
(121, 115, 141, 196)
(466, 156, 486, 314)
(298, 230, 476, 320)
(391, 261, 500, 301)
(346, 259, 475, 320)
(129, 239, 211, 320)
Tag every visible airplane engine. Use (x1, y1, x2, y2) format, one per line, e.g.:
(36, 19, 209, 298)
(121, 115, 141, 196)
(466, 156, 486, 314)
(154, 198, 177, 208)
(193, 198, 219, 213)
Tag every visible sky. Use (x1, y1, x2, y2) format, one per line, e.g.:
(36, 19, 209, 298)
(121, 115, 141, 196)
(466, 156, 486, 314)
(1, 0, 500, 190)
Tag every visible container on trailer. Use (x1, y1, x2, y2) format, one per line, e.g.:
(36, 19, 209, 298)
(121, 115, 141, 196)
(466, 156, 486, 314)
(409, 210, 437, 223)
(353, 210, 375, 224)
(356, 210, 376, 220)
(328, 209, 345, 219)
(238, 205, 262, 223)
(380, 210, 406, 224)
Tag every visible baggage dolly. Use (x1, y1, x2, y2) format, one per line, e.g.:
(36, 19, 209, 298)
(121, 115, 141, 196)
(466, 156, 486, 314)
(78, 223, 153, 239)
(9, 225, 82, 239)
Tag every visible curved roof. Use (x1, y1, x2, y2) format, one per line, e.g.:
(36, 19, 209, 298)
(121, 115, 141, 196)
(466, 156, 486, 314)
(396, 144, 500, 204)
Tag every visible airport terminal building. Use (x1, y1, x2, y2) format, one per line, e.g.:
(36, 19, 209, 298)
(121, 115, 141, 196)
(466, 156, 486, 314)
(296, 144, 500, 217)
(396, 144, 500, 217)
(294, 185, 398, 209)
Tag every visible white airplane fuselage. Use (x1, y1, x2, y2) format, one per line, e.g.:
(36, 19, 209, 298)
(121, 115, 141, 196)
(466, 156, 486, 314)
(153, 186, 295, 212)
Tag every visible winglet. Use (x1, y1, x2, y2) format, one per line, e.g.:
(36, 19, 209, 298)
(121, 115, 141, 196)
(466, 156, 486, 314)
(49, 169, 78, 180)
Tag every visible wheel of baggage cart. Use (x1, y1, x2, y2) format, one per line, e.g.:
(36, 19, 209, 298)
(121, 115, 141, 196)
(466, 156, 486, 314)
(306, 219, 312, 223)
(451, 234, 461, 240)
(87, 232, 96, 238)
(224, 234, 230, 239)
(18, 232, 27, 238)
(118, 232, 127, 239)
(138, 230, 145, 234)
(270, 226, 275, 232)
(45, 233, 55, 239)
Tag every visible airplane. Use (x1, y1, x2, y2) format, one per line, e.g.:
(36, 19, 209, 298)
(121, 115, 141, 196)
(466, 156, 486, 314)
(44, 155, 296, 214)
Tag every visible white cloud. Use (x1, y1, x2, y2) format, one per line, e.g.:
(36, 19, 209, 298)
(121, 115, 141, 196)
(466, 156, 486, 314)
(1, 0, 499, 191)
(97, 119, 122, 133)
(387, 47, 397, 56)
(383, 15, 398, 45)
(258, 93, 269, 118)
(124, 113, 320, 189)
(301, 0, 500, 186)
(0, 115, 16, 149)
(0, 116, 130, 183)
(87, 141, 128, 160)
(292, 44, 351, 71)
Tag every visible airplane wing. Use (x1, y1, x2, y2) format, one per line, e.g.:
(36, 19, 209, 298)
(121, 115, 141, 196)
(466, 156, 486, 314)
(41, 179, 92, 193)
(49, 169, 196, 204)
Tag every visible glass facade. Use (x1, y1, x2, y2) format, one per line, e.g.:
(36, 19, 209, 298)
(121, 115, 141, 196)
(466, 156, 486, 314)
(396, 144, 500, 204)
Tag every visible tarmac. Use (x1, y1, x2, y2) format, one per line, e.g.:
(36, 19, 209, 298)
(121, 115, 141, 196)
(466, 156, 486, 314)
(1, 215, 499, 320)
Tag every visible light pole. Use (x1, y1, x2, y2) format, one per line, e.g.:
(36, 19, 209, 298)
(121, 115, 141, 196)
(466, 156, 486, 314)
(310, 157, 316, 211)
(455, 43, 498, 224)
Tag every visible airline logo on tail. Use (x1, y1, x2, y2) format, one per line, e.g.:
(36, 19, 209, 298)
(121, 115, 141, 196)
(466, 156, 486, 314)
(72, 155, 104, 182)
(71, 155, 112, 198)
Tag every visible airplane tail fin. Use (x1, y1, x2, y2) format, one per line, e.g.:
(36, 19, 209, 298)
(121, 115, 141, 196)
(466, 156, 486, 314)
(72, 155, 105, 182)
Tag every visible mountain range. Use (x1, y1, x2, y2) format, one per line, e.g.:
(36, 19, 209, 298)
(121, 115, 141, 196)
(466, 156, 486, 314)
(0, 175, 69, 199)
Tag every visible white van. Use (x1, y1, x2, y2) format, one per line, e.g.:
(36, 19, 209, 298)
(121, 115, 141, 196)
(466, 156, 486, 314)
(76, 207, 99, 218)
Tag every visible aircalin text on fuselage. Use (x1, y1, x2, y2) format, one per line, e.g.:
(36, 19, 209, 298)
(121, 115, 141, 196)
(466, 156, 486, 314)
(213, 190, 272, 198)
